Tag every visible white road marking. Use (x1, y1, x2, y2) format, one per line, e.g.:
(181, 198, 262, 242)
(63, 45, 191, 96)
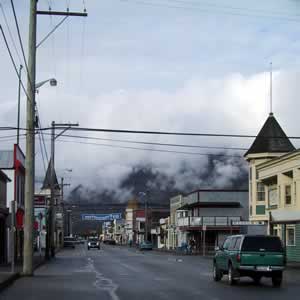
(76, 256, 120, 300)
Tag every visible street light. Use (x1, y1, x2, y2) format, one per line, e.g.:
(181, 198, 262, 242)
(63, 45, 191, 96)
(16, 76, 57, 144)
(35, 78, 57, 91)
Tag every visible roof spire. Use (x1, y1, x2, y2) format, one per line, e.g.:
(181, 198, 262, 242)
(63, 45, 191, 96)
(270, 62, 273, 116)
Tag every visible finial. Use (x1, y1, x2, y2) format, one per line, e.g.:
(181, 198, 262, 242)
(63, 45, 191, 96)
(270, 62, 273, 115)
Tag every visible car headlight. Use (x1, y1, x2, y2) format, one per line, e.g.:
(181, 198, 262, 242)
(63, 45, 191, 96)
(88, 242, 91, 246)
(96, 242, 99, 246)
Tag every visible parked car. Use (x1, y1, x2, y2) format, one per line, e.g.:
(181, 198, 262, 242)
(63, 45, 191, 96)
(139, 241, 153, 251)
(213, 235, 285, 287)
(87, 237, 100, 250)
(64, 237, 76, 249)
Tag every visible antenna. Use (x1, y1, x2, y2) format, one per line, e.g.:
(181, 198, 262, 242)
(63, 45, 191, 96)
(270, 62, 273, 115)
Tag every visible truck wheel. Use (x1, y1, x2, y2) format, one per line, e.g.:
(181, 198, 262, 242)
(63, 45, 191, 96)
(228, 264, 238, 286)
(272, 272, 282, 287)
(213, 262, 222, 282)
(253, 275, 262, 285)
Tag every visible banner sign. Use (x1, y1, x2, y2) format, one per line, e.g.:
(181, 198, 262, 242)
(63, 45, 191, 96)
(81, 213, 122, 221)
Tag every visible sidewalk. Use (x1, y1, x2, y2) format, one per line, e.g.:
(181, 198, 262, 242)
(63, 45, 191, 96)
(0, 252, 46, 292)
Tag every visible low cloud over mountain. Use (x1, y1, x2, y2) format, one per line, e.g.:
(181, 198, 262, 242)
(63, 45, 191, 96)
(67, 153, 248, 205)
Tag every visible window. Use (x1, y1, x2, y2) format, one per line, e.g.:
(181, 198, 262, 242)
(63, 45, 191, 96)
(223, 238, 231, 250)
(286, 226, 296, 246)
(234, 237, 242, 250)
(228, 237, 237, 250)
(241, 236, 283, 252)
(268, 186, 278, 207)
(257, 182, 265, 201)
(285, 185, 292, 205)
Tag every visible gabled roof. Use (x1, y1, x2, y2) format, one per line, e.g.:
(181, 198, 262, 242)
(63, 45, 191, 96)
(42, 161, 60, 190)
(245, 113, 295, 156)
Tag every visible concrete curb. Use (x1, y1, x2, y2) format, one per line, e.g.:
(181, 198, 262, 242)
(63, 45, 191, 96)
(0, 256, 49, 293)
(0, 273, 20, 292)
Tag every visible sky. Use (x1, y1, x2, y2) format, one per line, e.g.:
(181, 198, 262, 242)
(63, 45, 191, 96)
(1, 0, 300, 198)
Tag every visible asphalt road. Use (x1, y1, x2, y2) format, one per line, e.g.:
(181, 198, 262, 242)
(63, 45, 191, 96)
(1, 244, 300, 300)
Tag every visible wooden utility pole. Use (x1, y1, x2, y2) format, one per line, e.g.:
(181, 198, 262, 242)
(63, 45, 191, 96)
(23, 1, 87, 274)
(23, 0, 37, 276)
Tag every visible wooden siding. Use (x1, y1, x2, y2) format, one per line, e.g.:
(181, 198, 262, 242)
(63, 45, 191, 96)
(287, 224, 300, 263)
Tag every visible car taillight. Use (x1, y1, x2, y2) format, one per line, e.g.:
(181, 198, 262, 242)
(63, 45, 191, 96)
(236, 254, 241, 263)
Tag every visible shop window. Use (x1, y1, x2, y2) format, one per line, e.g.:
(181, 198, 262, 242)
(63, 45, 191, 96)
(257, 182, 265, 201)
(285, 185, 292, 205)
(286, 226, 296, 246)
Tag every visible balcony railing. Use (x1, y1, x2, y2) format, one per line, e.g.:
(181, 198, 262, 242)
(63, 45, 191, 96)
(178, 216, 241, 227)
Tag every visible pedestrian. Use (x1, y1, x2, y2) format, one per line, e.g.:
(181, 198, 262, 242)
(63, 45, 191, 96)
(189, 238, 195, 255)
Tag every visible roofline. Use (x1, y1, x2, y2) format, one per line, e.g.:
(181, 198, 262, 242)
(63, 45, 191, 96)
(184, 189, 248, 197)
(256, 148, 300, 170)
(244, 152, 287, 161)
(0, 170, 11, 182)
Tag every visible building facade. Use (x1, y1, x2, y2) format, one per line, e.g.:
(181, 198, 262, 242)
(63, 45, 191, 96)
(0, 144, 25, 262)
(177, 189, 249, 253)
(245, 113, 300, 262)
(0, 170, 10, 264)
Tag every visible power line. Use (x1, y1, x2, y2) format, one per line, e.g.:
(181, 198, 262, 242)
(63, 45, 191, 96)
(39, 126, 300, 140)
(10, 0, 34, 96)
(0, 3, 23, 64)
(37, 129, 47, 172)
(0, 25, 30, 99)
(165, 0, 300, 18)
(49, 132, 248, 151)
(55, 138, 243, 158)
(36, 106, 49, 163)
(119, 0, 300, 23)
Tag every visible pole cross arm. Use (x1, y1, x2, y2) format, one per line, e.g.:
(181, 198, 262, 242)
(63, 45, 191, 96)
(36, 10, 88, 17)
(54, 123, 79, 140)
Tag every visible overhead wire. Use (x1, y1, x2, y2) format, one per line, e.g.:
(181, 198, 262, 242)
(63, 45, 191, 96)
(0, 2, 22, 65)
(10, 0, 35, 96)
(119, 0, 300, 23)
(38, 125, 300, 140)
(163, 0, 300, 18)
(45, 132, 248, 151)
(0, 25, 30, 100)
(54, 138, 243, 158)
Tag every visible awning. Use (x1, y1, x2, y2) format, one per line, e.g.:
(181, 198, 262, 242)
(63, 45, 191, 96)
(270, 209, 300, 224)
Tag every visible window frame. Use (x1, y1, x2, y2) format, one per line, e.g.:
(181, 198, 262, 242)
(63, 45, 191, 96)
(257, 182, 265, 202)
(285, 185, 292, 206)
(286, 225, 296, 247)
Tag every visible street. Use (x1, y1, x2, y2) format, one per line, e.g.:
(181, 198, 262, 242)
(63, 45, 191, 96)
(1, 244, 300, 300)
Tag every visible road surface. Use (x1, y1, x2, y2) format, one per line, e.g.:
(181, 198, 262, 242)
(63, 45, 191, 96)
(2, 244, 300, 300)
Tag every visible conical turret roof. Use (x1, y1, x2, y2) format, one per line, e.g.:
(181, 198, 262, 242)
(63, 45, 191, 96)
(245, 113, 295, 156)
(42, 160, 60, 190)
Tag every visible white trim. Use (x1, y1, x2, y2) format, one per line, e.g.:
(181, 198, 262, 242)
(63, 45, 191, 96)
(286, 225, 296, 247)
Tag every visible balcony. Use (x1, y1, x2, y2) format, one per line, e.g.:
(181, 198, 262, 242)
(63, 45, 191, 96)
(178, 216, 241, 227)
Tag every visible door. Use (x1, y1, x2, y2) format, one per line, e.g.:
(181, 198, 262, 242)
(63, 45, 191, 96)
(216, 237, 231, 271)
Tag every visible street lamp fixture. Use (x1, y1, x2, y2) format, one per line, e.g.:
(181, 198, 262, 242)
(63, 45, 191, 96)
(35, 78, 57, 91)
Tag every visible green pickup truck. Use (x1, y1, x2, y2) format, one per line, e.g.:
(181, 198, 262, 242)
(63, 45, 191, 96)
(213, 235, 286, 287)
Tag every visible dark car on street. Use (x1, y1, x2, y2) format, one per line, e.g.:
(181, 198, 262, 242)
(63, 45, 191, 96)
(213, 235, 285, 287)
(64, 237, 76, 249)
(88, 237, 100, 250)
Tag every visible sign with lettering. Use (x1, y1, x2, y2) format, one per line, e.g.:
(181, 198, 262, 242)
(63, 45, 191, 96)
(81, 213, 122, 221)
